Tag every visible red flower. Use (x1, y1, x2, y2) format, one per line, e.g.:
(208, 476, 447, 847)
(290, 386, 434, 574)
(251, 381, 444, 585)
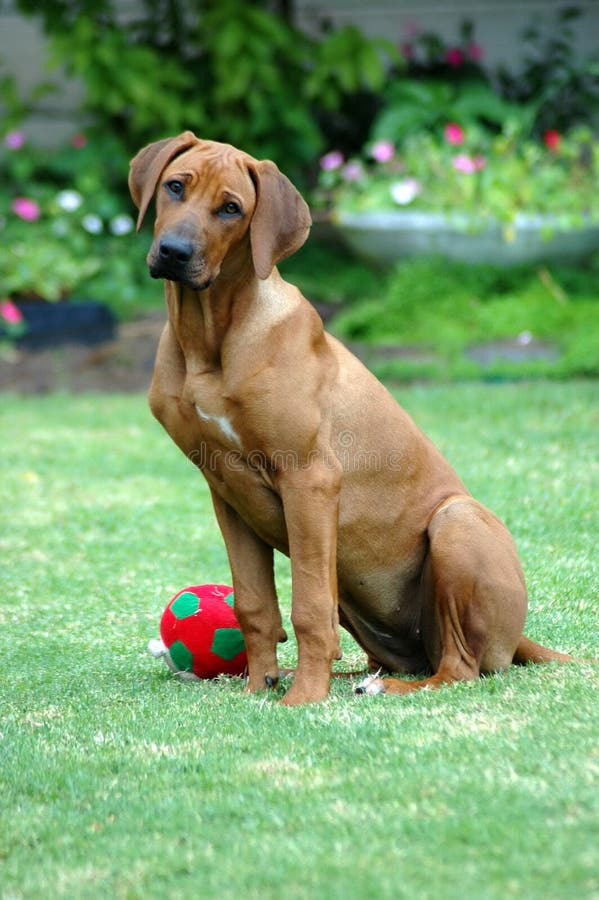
(543, 130, 562, 152)
(1, 299, 24, 325)
(446, 47, 464, 67)
(444, 123, 465, 145)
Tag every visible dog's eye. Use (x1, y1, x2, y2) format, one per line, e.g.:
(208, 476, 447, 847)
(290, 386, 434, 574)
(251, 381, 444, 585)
(219, 201, 241, 217)
(166, 180, 184, 198)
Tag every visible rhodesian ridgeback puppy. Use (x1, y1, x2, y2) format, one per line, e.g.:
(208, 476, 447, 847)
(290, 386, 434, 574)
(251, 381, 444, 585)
(129, 131, 573, 705)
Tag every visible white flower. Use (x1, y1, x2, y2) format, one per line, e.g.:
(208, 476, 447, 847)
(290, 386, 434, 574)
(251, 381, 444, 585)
(56, 189, 83, 212)
(390, 178, 421, 205)
(109, 213, 134, 236)
(81, 213, 104, 234)
(517, 330, 533, 346)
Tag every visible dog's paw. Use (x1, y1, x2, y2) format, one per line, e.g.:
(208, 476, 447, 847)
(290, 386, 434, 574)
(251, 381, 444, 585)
(355, 674, 386, 696)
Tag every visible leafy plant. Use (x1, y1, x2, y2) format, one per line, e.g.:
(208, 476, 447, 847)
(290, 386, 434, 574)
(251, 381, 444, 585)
(398, 10, 599, 138)
(399, 16, 486, 81)
(370, 79, 536, 148)
(497, 6, 599, 136)
(316, 122, 599, 231)
(0, 66, 56, 133)
(330, 256, 599, 381)
(0, 129, 152, 311)
(14, 0, 398, 183)
(306, 24, 399, 106)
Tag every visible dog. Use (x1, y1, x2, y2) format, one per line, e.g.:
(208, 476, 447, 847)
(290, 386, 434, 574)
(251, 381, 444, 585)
(129, 131, 573, 705)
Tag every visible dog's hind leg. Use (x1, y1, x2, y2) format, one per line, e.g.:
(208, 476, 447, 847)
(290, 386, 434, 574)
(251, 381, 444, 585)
(358, 496, 528, 696)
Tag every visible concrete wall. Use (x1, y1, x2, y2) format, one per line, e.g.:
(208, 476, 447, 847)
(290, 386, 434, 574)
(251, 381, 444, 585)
(1, 0, 598, 145)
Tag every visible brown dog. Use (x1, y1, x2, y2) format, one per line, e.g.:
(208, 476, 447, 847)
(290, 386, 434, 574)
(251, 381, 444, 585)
(129, 131, 573, 705)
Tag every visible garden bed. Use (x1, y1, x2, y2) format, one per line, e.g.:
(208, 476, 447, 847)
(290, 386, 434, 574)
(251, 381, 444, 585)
(0, 311, 164, 393)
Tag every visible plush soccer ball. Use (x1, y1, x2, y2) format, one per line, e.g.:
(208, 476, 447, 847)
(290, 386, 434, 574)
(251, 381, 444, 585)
(148, 584, 247, 680)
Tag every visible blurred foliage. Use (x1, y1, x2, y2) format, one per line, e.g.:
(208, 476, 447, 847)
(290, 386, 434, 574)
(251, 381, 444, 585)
(371, 80, 535, 147)
(393, 10, 599, 140)
(329, 255, 599, 380)
(0, 130, 158, 310)
(314, 8, 599, 230)
(2, 0, 598, 349)
(11, 0, 399, 184)
(497, 6, 599, 135)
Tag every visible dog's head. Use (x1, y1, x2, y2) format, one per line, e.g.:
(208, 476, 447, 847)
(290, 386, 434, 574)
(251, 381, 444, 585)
(129, 132, 311, 289)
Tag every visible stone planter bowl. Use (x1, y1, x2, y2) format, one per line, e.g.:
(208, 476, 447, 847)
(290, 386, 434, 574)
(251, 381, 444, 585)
(334, 210, 599, 266)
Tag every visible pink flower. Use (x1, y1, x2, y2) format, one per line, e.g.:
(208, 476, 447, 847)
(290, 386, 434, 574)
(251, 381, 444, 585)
(11, 197, 41, 222)
(400, 42, 414, 60)
(446, 47, 464, 67)
(0, 299, 24, 325)
(4, 130, 26, 150)
(452, 154, 486, 174)
(444, 123, 465, 145)
(342, 161, 364, 182)
(468, 42, 484, 61)
(371, 140, 395, 163)
(320, 150, 344, 172)
(71, 133, 87, 149)
(543, 130, 562, 152)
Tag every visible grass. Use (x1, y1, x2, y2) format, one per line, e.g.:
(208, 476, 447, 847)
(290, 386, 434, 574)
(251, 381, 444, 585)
(1, 384, 598, 899)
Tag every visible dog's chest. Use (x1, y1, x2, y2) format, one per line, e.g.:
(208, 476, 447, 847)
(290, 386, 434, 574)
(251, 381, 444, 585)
(184, 372, 242, 450)
(181, 369, 288, 550)
(194, 398, 242, 448)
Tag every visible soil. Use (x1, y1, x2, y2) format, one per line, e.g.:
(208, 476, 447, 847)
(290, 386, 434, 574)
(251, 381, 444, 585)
(0, 311, 165, 394)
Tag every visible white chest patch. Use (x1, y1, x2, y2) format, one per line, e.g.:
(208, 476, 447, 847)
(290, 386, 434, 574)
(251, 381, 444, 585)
(195, 404, 242, 448)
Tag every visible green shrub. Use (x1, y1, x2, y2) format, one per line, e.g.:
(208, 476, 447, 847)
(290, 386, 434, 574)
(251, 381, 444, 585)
(0, 130, 161, 315)
(13, 0, 398, 184)
(330, 256, 599, 380)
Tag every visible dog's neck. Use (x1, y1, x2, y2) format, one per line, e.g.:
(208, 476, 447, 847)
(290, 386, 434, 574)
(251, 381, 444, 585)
(166, 267, 259, 370)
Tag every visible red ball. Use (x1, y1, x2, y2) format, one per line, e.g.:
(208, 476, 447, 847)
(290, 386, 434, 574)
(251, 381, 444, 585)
(160, 584, 247, 679)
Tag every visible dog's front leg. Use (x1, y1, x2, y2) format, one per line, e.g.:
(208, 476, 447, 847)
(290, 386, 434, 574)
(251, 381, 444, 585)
(275, 457, 343, 705)
(210, 490, 286, 692)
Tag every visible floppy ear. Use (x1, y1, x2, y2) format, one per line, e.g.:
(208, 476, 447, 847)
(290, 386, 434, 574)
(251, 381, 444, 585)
(128, 131, 198, 231)
(247, 160, 312, 280)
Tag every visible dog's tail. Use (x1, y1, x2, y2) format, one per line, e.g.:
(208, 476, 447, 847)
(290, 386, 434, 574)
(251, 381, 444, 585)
(513, 634, 575, 666)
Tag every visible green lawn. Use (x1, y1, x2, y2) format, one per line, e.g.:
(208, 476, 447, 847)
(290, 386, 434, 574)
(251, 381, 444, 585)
(1, 384, 598, 899)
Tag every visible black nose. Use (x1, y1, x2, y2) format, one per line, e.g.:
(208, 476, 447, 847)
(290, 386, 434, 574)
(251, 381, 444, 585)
(158, 236, 193, 266)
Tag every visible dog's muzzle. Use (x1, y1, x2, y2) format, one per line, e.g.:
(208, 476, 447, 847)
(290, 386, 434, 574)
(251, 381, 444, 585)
(148, 235, 214, 290)
(149, 234, 194, 281)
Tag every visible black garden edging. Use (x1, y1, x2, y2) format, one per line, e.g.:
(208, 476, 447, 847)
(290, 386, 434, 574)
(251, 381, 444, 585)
(2, 299, 117, 350)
